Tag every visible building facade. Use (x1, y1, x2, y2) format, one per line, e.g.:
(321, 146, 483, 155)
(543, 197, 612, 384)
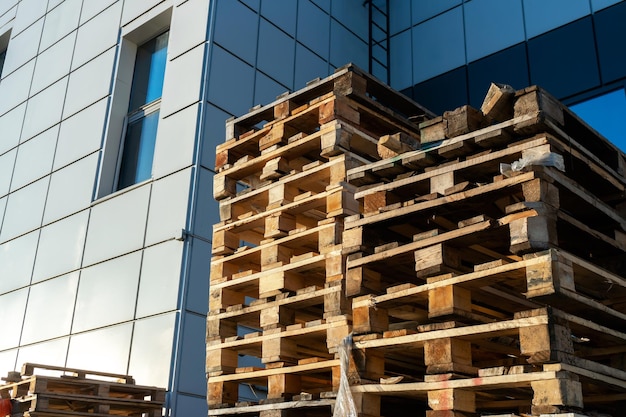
(0, 0, 624, 416)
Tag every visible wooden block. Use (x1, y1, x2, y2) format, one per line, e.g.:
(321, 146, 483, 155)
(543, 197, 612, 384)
(524, 256, 575, 298)
(327, 187, 359, 218)
(260, 305, 295, 329)
(261, 245, 293, 267)
(427, 389, 475, 412)
(443, 105, 486, 138)
(206, 349, 238, 374)
(353, 303, 389, 335)
(480, 82, 515, 122)
(265, 213, 296, 239)
(333, 70, 367, 97)
(259, 271, 304, 299)
(260, 156, 290, 181)
(522, 177, 560, 208)
(428, 285, 471, 319)
(211, 229, 240, 255)
(363, 190, 401, 214)
(430, 171, 454, 195)
(320, 127, 351, 157)
(319, 96, 360, 125)
(319, 221, 342, 249)
(274, 99, 297, 120)
(268, 183, 298, 208)
(424, 338, 473, 375)
(377, 132, 420, 159)
(324, 252, 344, 277)
(208, 381, 238, 406)
(262, 336, 299, 364)
(346, 267, 381, 297)
(209, 288, 246, 314)
(326, 319, 351, 352)
(530, 378, 583, 412)
(415, 244, 462, 278)
(514, 86, 565, 129)
(213, 174, 236, 200)
(210, 260, 239, 283)
(259, 123, 299, 151)
(402, 151, 439, 169)
(509, 214, 557, 254)
(420, 116, 446, 144)
(519, 321, 574, 363)
(352, 392, 381, 417)
(268, 373, 301, 399)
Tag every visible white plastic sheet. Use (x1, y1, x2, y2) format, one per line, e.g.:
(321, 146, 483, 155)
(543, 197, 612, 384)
(500, 148, 565, 177)
(332, 334, 357, 417)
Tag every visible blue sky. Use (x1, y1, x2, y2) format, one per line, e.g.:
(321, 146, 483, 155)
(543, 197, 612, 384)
(570, 88, 626, 153)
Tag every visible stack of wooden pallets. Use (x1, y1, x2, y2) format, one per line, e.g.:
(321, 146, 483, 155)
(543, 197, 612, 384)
(343, 84, 626, 417)
(208, 65, 626, 417)
(208, 64, 432, 417)
(0, 363, 165, 417)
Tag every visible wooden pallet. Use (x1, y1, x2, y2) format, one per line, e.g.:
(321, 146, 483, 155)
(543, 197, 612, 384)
(0, 364, 165, 417)
(208, 67, 626, 416)
(216, 64, 433, 172)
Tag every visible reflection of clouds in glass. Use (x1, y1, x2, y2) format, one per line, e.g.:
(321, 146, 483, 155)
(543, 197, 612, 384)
(32, 211, 89, 284)
(0, 289, 28, 350)
(0, 230, 39, 294)
(21, 273, 78, 344)
(72, 252, 141, 333)
(129, 313, 176, 388)
(67, 323, 133, 375)
(16, 338, 70, 376)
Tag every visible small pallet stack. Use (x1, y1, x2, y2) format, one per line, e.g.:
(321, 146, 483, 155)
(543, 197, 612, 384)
(208, 65, 432, 416)
(0, 363, 165, 417)
(343, 84, 626, 416)
(208, 65, 626, 417)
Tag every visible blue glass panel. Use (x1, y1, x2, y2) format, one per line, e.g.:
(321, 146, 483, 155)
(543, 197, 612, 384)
(389, 0, 411, 35)
(411, 0, 461, 25)
(294, 43, 329, 89)
(594, 1, 626, 84)
(528, 17, 600, 99)
(591, 0, 622, 12)
(257, 19, 295, 88)
(465, 0, 525, 62)
(412, 66, 468, 115)
(390, 30, 412, 90)
(214, 0, 258, 66)
(523, 0, 591, 39)
(331, 1, 369, 42)
(468, 43, 529, 108)
(117, 110, 159, 189)
(330, 20, 368, 70)
(208, 46, 254, 116)
(261, 0, 296, 35)
(297, 0, 330, 59)
(412, 7, 465, 83)
(571, 89, 626, 151)
(129, 31, 169, 110)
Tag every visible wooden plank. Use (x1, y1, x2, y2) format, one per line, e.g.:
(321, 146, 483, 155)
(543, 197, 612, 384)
(354, 315, 549, 350)
(208, 399, 335, 416)
(347, 220, 492, 270)
(480, 82, 515, 122)
(353, 137, 548, 200)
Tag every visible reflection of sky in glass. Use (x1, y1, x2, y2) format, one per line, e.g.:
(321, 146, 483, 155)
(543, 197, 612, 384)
(570, 88, 626, 152)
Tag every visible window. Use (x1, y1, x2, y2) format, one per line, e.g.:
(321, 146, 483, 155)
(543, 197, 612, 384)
(0, 49, 6, 76)
(116, 31, 169, 191)
(0, 30, 9, 78)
